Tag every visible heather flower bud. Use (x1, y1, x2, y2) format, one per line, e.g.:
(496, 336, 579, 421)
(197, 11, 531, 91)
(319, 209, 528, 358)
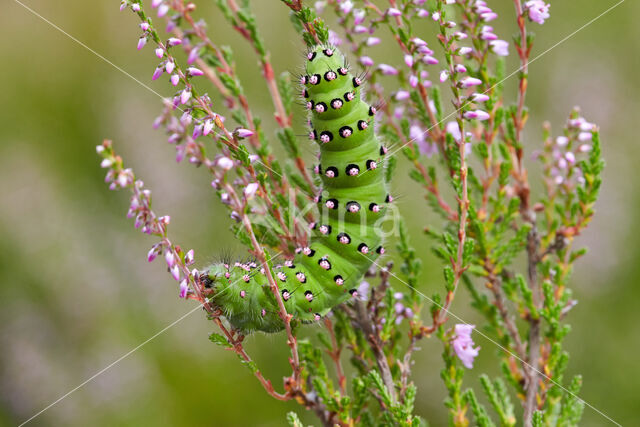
(360, 56, 374, 67)
(155, 47, 164, 58)
(165, 251, 176, 268)
(457, 47, 473, 56)
(188, 48, 200, 64)
(140, 22, 150, 31)
(131, 3, 141, 12)
(179, 279, 188, 298)
(378, 64, 398, 75)
(244, 182, 259, 199)
(366, 37, 381, 46)
(439, 70, 449, 82)
(409, 74, 419, 88)
(404, 55, 414, 68)
(235, 128, 254, 138)
(137, 37, 147, 50)
(460, 76, 482, 87)
(187, 67, 204, 76)
(464, 110, 490, 121)
(167, 37, 182, 47)
(185, 249, 195, 265)
(180, 89, 191, 104)
(157, 4, 169, 17)
(353, 9, 366, 25)
(170, 74, 180, 86)
(387, 8, 401, 17)
(151, 0, 162, 7)
(165, 61, 175, 74)
(455, 64, 467, 73)
(217, 157, 234, 170)
(471, 93, 490, 102)
(490, 40, 509, 56)
(147, 246, 159, 262)
(203, 119, 214, 136)
(339, 0, 353, 14)
(395, 90, 410, 101)
(417, 9, 429, 18)
(170, 265, 180, 281)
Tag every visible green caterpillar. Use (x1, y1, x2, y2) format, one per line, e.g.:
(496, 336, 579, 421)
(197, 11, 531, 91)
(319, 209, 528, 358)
(203, 45, 390, 333)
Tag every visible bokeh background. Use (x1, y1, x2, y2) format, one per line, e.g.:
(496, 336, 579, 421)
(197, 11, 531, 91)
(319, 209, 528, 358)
(1, 1, 638, 425)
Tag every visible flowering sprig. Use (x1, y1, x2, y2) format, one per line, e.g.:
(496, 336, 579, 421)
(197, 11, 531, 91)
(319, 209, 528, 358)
(104, 1, 604, 426)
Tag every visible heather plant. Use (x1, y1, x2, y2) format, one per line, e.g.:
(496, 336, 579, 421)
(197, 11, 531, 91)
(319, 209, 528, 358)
(99, 0, 602, 425)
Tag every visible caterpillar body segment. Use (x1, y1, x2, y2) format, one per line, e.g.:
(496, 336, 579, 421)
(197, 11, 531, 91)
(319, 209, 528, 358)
(204, 46, 390, 333)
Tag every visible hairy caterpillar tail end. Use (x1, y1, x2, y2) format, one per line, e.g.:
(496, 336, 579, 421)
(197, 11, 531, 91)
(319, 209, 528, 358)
(204, 45, 390, 333)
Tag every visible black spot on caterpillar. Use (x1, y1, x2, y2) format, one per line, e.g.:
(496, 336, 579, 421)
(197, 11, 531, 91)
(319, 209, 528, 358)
(203, 45, 390, 333)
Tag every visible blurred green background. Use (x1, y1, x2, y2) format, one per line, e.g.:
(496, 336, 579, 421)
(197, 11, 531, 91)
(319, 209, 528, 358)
(1, 1, 638, 425)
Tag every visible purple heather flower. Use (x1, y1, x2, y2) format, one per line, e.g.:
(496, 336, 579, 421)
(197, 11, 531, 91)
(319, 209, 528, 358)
(525, 0, 550, 25)
(439, 70, 449, 82)
(417, 9, 429, 18)
(180, 88, 191, 104)
(185, 249, 195, 265)
(480, 25, 498, 40)
(556, 136, 569, 146)
(170, 264, 181, 281)
(187, 67, 204, 76)
(395, 90, 410, 101)
(236, 128, 254, 138)
(155, 47, 164, 58)
(167, 37, 182, 47)
(366, 37, 381, 47)
(431, 11, 441, 21)
(188, 48, 200, 64)
(490, 40, 509, 56)
(137, 37, 147, 50)
(471, 93, 490, 102)
(481, 12, 498, 22)
(147, 246, 159, 262)
(387, 7, 402, 17)
(203, 119, 214, 136)
(422, 55, 439, 65)
(458, 46, 473, 56)
(151, 0, 162, 7)
(165, 61, 175, 74)
(411, 37, 427, 47)
(455, 64, 467, 74)
(578, 132, 593, 142)
(464, 110, 490, 121)
(179, 279, 188, 298)
(354, 9, 366, 25)
(378, 64, 398, 75)
(170, 74, 180, 86)
(565, 152, 576, 164)
(165, 250, 176, 268)
(404, 54, 414, 68)
(244, 182, 259, 199)
(354, 25, 368, 34)
(132, 3, 141, 12)
(119, 1, 127, 11)
(409, 74, 419, 88)
(157, 3, 169, 17)
(454, 31, 468, 40)
(460, 76, 482, 87)
(452, 324, 480, 369)
(140, 22, 150, 31)
(217, 157, 234, 170)
(340, 0, 354, 14)
(360, 56, 374, 67)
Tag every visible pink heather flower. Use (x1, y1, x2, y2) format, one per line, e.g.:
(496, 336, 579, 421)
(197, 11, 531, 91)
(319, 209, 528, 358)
(140, 22, 150, 31)
(170, 74, 180, 86)
(490, 40, 509, 56)
(439, 70, 449, 82)
(480, 25, 498, 40)
(431, 12, 440, 21)
(132, 3, 141, 12)
(464, 110, 490, 121)
(155, 47, 164, 58)
(180, 89, 191, 104)
(454, 31, 468, 40)
(165, 250, 176, 268)
(236, 128, 254, 138)
(157, 3, 169, 17)
(167, 37, 182, 47)
(188, 48, 200, 64)
(328, 30, 343, 46)
(137, 37, 147, 50)
(244, 182, 259, 199)
(120, 1, 127, 11)
(147, 246, 159, 262)
(100, 158, 113, 168)
(170, 265, 181, 281)
(457, 47, 473, 56)
(422, 55, 439, 65)
(525, 0, 550, 25)
(366, 37, 381, 46)
(579, 144, 592, 153)
(151, 0, 162, 7)
(185, 249, 195, 265)
(165, 61, 175, 74)
(387, 7, 402, 17)
(417, 9, 429, 18)
(179, 279, 188, 298)
(203, 119, 214, 136)
(578, 132, 593, 142)
(340, 0, 354, 14)
(354, 9, 366, 25)
(471, 93, 490, 102)
(192, 124, 203, 139)
(354, 25, 368, 34)
(460, 76, 482, 87)
(455, 64, 467, 73)
(565, 152, 576, 164)
(409, 74, 419, 88)
(404, 54, 414, 68)
(217, 157, 234, 170)
(378, 64, 398, 75)
(411, 37, 427, 47)
(360, 56, 374, 67)
(556, 136, 569, 146)
(187, 67, 204, 76)
(395, 90, 410, 101)
(481, 12, 498, 22)
(452, 324, 480, 369)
